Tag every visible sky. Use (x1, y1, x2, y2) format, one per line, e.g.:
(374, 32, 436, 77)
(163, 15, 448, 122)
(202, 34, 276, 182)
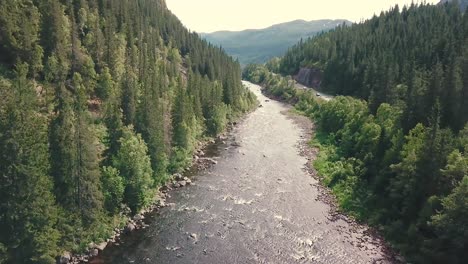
(165, 0, 440, 33)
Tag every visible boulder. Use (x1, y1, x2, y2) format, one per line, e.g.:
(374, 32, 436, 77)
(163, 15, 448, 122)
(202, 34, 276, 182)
(174, 173, 184, 181)
(161, 184, 171, 192)
(89, 248, 99, 258)
(172, 182, 181, 188)
(96, 242, 107, 251)
(178, 180, 187, 187)
(133, 214, 144, 221)
(59, 251, 72, 264)
(186, 179, 192, 185)
(189, 233, 197, 240)
(125, 223, 136, 233)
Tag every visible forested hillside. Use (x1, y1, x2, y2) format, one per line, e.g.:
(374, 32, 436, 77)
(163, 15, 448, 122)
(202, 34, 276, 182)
(245, 2, 467, 263)
(0, 0, 256, 263)
(280, 2, 467, 131)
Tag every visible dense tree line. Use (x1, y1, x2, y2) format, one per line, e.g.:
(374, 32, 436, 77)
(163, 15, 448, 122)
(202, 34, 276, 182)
(281, 1, 468, 132)
(244, 36, 467, 263)
(0, 0, 256, 263)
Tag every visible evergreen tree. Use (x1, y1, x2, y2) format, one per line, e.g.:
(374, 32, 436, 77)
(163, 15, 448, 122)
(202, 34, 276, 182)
(0, 64, 59, 263)
(112, 126, 154, 212)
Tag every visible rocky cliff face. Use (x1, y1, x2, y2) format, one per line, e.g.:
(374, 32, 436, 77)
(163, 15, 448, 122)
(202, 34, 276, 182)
(294, 67, 323, 88)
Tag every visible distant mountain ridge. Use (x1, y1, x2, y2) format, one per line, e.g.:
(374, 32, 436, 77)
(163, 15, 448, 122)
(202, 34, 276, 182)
(439, 0, 468, 10)
(202, 19, 351, 65)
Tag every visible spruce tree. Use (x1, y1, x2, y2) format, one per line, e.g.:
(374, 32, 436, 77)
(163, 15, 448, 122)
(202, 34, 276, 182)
(0, 64, 59, 264)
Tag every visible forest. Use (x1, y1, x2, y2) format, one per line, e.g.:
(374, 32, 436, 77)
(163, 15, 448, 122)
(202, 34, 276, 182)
(244, 2, 467, 263)
(0, 0, 256, 263)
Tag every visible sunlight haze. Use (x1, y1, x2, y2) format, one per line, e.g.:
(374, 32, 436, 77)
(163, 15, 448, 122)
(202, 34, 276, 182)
(166, 0, 440, 33)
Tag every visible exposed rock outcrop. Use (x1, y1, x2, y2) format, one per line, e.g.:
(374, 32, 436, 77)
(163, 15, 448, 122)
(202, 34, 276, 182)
(294, 67, 323, 88)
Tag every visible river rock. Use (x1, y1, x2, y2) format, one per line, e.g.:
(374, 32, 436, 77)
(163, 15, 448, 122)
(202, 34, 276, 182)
(200, 158, 217, 165)
(96, 242, 107, 251)
(172, 182, 181, 188)
(89, 248, 99, 258)
(133, 214, 144, 221)
(189, 233, 197, 240)
(178, 180, 187, 187)
(59, 251, 72, 264)
(161, 184, 171, 192)
(186, 178, 192, 185)
(125, 223, 136, 233)
(173, 173, 184, 181)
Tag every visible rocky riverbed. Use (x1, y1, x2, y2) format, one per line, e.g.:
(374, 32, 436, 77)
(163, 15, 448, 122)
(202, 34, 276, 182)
(89, 81, 397, 264)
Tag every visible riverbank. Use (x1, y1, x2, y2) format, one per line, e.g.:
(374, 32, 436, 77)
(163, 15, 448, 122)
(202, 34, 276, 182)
(284, 108, 403, 264)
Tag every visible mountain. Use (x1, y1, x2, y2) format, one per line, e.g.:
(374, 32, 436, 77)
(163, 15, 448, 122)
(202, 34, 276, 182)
(202, 19, 350, 65)
(439, 0, 468, 10)
(0, 0, 256, 262)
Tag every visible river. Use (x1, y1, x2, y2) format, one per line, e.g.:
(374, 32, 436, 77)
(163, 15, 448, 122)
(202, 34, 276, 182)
(91, 81, 394, 264)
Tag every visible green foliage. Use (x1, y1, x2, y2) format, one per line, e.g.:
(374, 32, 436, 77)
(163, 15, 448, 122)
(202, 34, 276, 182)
(430, 176, 468, 263)
(0, 243, 6, 264)
(0, 63, 60, 263)
(96, 67, 114, 100)
(113, 126, 154, 212)
(206, 103, 228, 136)
(101, 166, 125, 214)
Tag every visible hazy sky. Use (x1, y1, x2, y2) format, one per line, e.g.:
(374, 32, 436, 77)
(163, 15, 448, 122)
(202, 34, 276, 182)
(166, 0, 440, 33)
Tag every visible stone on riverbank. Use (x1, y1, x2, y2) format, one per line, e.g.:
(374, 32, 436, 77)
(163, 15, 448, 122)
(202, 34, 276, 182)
(96, 242, 107, 251)
(59, 251, 71, 264)
(125, 223, 136, 233)
(133, 214, 144, 221)
(89, 248, 99, 258)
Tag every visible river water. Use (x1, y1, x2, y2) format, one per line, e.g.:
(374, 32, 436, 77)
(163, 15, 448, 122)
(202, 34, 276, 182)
(92, 81, 394, 264)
